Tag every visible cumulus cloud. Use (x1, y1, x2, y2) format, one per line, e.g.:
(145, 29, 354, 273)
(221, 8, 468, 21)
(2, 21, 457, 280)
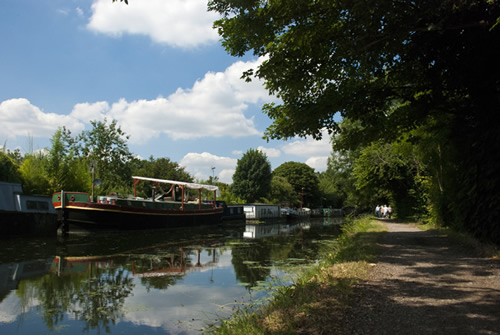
(305, 156, 329, 172)
(179, 152, 237, 183)
(87, 0, 220, 48)
(0, 57, 273, 151)
(281, 129, 332, 157)
(257, 146, 281, 158)
(0, 98, 84, 139)
(280, 129, 332, 172)
(68, 58, 272, 144)
(70, 101, 110, 121)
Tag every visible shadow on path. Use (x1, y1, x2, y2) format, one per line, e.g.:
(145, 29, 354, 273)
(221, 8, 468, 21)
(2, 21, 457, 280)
(342, 222, 500, 334)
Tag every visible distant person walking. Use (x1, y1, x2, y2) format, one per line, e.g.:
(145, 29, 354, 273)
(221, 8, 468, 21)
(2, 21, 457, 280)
(375, 205, 381, 218)
(387, 205, 392, 219)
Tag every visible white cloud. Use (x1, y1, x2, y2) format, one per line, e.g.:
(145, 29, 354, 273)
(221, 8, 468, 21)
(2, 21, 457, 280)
(70, 101, 109, 121)
(281, 129, 332, 157)
(179, 152, 237, 183)
(0, 57, 274, 152)
(279, 129, 332, 172)
(257, 146, 281, 158)
(0, 98, 84, 139)
(218, 169, 236, 184)
(305, 156, 329, 172)
(87, 0, 220, 48)
(68, 58, 273, 144)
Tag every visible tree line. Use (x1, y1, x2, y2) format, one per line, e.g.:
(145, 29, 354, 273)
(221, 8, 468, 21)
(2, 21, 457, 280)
(0, 119, 192, 199)
(0, 119, 327, 209)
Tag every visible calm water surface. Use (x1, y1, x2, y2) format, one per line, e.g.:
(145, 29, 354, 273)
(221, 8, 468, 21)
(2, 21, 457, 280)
(0, 217, 342, 334)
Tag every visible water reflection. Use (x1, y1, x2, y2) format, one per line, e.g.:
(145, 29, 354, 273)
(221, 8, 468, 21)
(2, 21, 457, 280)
(0, 217, 342, 334)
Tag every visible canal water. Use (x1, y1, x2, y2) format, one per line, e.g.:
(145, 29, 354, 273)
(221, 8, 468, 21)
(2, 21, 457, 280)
(0, 217, 343, 334)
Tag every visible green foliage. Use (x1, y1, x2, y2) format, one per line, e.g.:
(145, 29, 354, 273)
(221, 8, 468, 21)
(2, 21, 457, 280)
(231, 149, 272, 203)
(78, 119, 136, 195)
(323, 144, 361, 210)
(352, 140, 426, 218)
(18, 152, 51, 195)
(268, 175, 298, 206)
(317, 170, 345, 209)
(210, 0, 500, 142)
(47, 127, 91, 193)
(216, 182, 245, 205)
(0, 152, 22, 183)
(133, 156, 193, 198)
(1, 144, 23, 165)
(210, 0, 500, 243)
(273, 161, 320, 207)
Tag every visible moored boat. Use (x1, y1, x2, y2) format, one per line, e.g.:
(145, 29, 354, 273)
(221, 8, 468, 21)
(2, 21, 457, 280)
(52, 176, 224, 234)
(203, 200, 245, 221)
(0, 181, 57, 236)
(281, 207, 311, 220)
(243, 203, 282, 221)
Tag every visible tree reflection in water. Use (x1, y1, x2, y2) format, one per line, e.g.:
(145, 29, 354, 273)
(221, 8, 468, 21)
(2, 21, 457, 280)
(75, 268, 134, 333)
(2, 218, 343, 334)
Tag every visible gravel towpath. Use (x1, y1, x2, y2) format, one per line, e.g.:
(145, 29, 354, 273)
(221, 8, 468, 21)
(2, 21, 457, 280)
(342, 221, 500, 334)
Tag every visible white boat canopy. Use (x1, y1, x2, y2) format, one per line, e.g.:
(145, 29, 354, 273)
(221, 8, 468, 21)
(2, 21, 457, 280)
(132, 176, 220, 196)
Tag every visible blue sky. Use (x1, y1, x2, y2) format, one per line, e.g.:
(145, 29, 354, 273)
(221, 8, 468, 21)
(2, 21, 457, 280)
(0, 0, 333, 183)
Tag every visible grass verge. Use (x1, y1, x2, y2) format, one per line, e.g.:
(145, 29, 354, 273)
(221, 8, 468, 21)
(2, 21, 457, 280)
(209, 215, 387, 334)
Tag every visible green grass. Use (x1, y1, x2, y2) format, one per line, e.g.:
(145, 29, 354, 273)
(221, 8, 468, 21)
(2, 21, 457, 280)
(208, 215, 387, 334)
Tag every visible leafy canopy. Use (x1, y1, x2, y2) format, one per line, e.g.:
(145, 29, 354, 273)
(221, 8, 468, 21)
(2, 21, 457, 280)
(78, 118, 136, 194)
(231, 148, 272, 203)
(273, 161, 320, 207)
(209, 0, 500, 144)
(0, 152, 22, 183)
(210, 0, 500, 242)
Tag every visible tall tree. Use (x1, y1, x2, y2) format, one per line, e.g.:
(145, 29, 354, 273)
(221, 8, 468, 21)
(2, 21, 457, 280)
(209, 0, 500, 242)
(231, 149, 272, 203)
(47, 127, 90, 193)
(273, 162, 320, 208)
(78, 119, 136, 195)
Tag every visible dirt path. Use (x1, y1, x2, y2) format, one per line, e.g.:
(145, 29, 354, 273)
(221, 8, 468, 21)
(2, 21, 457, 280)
(342, 221, 500, 334)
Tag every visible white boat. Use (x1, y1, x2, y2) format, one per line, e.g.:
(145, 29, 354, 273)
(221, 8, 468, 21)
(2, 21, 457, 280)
(243, 204, 282, 221)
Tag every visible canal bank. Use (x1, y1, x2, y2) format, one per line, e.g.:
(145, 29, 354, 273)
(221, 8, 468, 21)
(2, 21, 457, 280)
(211, 217, 500, 334)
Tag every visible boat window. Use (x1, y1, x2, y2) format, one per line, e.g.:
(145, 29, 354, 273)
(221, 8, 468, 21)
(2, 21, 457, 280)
(26, 200, 49, 211)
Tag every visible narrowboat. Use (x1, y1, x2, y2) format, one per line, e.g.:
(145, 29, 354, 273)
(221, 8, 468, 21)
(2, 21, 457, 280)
(52, 176, 224, 233)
